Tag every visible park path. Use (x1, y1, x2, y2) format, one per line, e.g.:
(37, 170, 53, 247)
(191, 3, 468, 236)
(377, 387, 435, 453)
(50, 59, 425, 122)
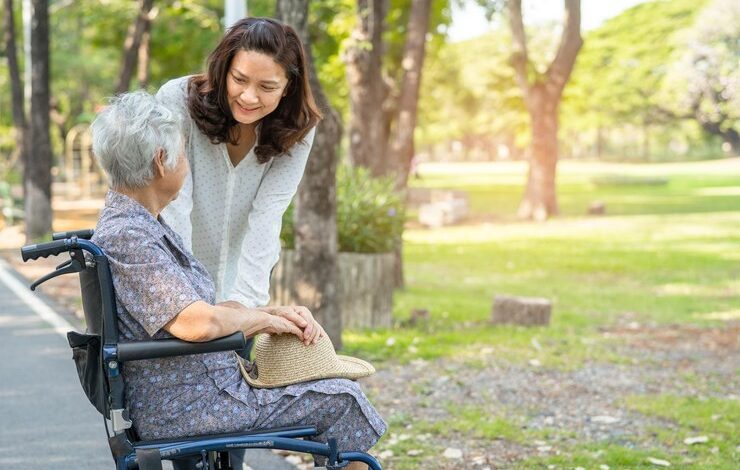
(0, 259, 112, 469)
(0, 259, 295, 470)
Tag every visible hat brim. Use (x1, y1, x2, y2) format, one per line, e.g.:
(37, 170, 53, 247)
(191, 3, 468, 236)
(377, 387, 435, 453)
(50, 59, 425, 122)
(239, 354, 376, 389)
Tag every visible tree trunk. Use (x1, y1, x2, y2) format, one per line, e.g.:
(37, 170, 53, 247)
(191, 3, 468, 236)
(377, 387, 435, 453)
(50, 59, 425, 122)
(3, 0, 28, 168)
(642, 121, 650, 159)
(275, 0, 343, 349)
(517, 86, 559, 221)
(116, 0, 154, 94)
(390, 0, 432, 187)
(25, 0, 52, 241)
(699, 120, 740, 156)
(509, 0, 582, 220)
(344, 0, 388, 176)
(387, 0, 432, 288)
(136, 27, 151, 89)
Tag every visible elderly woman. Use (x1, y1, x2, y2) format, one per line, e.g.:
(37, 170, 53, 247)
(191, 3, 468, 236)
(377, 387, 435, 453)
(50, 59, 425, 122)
(90, 91, 385, 469)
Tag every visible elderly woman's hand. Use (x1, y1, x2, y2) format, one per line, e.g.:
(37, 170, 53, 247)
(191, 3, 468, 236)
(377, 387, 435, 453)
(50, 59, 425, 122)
(262, 306, 326, 345)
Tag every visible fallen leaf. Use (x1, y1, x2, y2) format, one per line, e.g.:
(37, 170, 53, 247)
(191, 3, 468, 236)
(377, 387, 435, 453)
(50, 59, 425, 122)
(443, 448, 463, 459)
(591, 415, 620, 424)
(379, 449, 394, 459)
(647, 457, 671, 467)
(683, 435, 708, 445)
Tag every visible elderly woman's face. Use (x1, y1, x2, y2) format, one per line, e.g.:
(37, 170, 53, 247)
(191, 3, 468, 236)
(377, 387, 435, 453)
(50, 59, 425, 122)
(226, 49, 288, 127)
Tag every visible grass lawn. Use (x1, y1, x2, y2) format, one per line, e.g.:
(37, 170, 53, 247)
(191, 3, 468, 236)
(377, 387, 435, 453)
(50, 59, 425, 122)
(344, 158, 739, 468)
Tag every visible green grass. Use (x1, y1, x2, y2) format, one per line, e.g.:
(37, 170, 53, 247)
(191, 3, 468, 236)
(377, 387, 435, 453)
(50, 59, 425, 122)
(346, 159, 740, 364)
(517, 443, 677, 469)
(624, 395, 740, 468)
(345, 159, 740, 468)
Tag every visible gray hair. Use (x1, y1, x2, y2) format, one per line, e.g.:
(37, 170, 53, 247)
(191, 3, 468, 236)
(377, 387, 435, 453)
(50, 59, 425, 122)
(91, 91, 183, 189)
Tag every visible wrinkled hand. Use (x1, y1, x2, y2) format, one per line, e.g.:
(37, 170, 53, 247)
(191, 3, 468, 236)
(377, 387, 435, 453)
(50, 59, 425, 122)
(265, 306, 325, 345)
(263, 314, 304, 339)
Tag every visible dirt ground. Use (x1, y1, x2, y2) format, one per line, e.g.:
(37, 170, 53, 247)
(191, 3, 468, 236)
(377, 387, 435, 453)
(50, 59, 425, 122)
(359, 322, 738, 469)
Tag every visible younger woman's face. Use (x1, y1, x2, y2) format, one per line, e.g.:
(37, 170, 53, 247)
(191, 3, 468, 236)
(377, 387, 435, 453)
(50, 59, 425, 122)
(226, 49, 289, 127)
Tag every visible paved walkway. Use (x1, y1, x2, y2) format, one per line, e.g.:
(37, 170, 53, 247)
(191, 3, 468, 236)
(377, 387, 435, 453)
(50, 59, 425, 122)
(0, 259, 112, 469)
(0, 260, 295, 470)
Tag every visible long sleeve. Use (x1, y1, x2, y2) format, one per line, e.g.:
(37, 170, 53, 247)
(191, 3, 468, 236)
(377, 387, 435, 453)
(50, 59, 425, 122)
(161, 168, 194, 252)
(227, 127, 316, 307)
(157, 77, 195, 251)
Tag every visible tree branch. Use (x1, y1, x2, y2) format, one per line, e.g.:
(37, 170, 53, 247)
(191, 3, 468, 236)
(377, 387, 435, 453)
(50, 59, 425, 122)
(546, 0, 583, 94)
(508, 0, 531, 99)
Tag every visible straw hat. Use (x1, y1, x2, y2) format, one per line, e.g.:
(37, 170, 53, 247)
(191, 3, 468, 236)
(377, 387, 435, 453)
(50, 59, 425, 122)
(238, 333, 376, 389)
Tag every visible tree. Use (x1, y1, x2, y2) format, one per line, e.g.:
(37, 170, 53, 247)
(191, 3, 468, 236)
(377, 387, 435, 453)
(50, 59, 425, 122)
(3, 0, 27, 173)
(389, 0, 433, 186)
(508, 0, 582, 220)
(25, 0, 52, 241)
(561, 0, 708, 160)
(275, 0, 344, 348)
(343, 0, 389, 176)
(661, 0, 739, 154)
(116, 0, 155, 93)
(385, 0, 433, 287)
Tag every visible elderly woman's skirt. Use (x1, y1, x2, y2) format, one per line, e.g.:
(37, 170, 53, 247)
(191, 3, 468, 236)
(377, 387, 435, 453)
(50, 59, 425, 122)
(248, 378, 385, 461)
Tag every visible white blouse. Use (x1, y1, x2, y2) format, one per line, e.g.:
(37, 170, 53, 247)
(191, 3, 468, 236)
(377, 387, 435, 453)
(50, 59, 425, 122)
(157, 77, 314, 307)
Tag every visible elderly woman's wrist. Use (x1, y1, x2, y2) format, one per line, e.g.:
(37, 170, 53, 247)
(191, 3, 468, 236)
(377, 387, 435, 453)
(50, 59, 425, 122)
(246, 309, 273, 333)
(257, 306, 276, 315)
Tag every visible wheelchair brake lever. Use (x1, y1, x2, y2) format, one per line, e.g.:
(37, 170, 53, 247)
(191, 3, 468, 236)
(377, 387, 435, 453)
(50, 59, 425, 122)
(55, 259, 72, 270)
(30, 249, 86, 291)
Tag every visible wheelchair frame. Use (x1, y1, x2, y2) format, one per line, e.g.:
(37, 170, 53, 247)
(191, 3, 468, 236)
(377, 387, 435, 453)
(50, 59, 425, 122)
(21, 230, 382, 470)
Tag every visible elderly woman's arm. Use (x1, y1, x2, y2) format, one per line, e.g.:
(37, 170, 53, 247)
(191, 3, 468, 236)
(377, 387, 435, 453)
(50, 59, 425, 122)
(164, 301, 304, 343)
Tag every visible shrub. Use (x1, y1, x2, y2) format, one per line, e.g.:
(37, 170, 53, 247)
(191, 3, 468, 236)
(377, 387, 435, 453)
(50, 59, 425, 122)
(281, 166, 405, 253)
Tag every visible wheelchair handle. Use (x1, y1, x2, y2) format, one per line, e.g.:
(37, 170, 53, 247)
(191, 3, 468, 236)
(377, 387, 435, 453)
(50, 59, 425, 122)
(21, 239, 74, 262)
(52, 229, 94, 240)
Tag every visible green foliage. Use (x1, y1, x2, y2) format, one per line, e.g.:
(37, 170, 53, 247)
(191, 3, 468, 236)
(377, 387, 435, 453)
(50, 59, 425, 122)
(306, 0, 451, 121)
(558, 0, 732, 161)
(336, 166, 405, 252)
(416, 22, 563, 153)
(564, 0, 708, 127)
(281, 166, 405, 253)
(659, 0, 740, 138)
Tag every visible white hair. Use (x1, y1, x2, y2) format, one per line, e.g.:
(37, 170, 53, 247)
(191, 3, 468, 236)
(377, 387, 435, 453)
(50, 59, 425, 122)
(91, 91, 184, 189)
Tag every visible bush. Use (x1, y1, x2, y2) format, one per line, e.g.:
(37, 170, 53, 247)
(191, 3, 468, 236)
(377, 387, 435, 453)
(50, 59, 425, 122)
(281, 166, 405, 253)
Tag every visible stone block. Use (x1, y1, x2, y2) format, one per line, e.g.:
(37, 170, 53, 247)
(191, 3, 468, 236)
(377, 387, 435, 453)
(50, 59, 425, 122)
(491, 295, 552, 326)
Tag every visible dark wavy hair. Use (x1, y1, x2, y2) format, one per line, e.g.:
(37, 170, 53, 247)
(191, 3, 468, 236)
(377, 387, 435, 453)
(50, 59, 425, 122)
(187, 17, 321, 163)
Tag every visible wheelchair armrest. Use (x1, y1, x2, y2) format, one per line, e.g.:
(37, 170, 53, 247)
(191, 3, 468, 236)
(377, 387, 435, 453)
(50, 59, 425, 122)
(116, 332, 246, 362)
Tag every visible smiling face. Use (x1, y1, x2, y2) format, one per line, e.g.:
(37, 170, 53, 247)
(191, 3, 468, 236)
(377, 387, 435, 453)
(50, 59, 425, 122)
(226, 49, 289, 128)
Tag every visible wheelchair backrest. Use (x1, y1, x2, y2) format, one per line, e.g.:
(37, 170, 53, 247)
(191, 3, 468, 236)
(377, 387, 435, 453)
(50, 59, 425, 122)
(79, 268, 105, 335)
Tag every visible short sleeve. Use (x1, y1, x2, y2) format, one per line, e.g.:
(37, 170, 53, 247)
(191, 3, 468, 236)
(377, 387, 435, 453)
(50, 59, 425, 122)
(104, 231, 203, 337)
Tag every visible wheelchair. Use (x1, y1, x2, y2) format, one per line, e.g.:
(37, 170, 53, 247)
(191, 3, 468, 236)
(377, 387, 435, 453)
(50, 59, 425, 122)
(21, 229, 382, 470)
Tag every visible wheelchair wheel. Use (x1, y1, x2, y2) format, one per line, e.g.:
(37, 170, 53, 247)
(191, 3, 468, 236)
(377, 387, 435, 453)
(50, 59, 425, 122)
(170, 451, 231, 470)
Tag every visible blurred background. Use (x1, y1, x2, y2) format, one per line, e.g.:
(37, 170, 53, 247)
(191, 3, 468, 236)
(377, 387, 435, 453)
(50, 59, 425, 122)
(0, 1, 738, 469)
